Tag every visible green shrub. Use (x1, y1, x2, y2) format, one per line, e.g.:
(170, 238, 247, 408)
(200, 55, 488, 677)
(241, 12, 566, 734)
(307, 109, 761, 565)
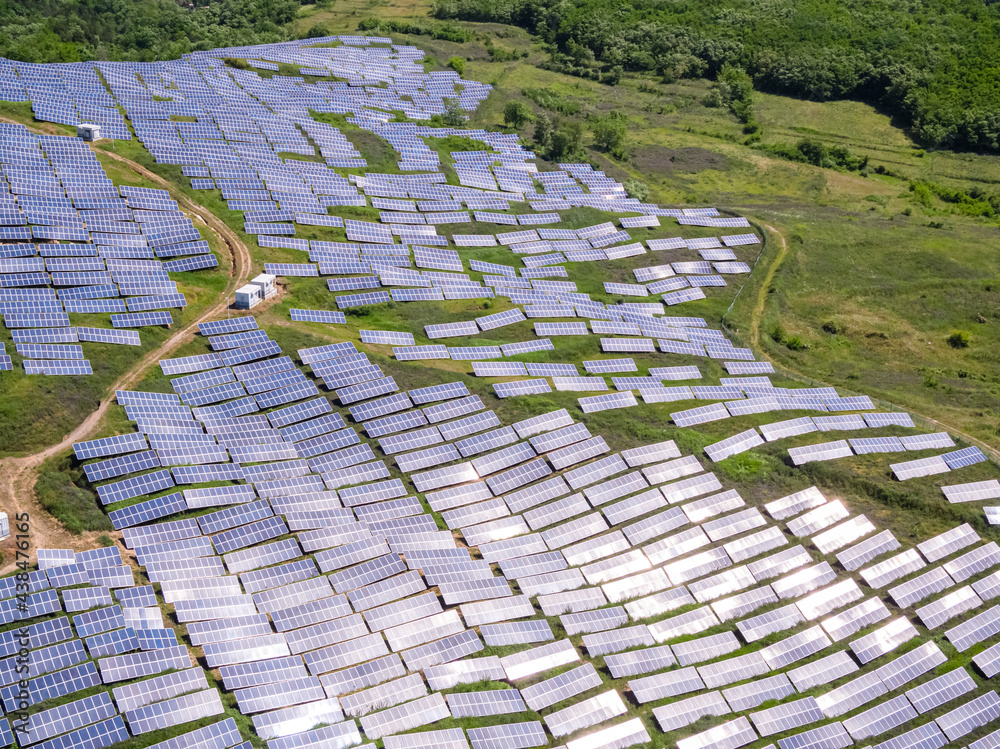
(590, 111, 629, 159)
(35, 468, 112, 535)
(947, 330, 970, 348)
(822, 320, 844, 335)
(357, 17, 473, 43)
(503, 100, 533, 129)
(623, 179, 651, 202)
(759, 139, 868, 171)
(520, 88, 581, 116)
(533, 114, 552, 148)
(304, 24, 330, 39)
(442, 98, 466, 126)
(546, 120, 584, 161)
(784, 335, 808, 351)
(448, 56, 465, 75)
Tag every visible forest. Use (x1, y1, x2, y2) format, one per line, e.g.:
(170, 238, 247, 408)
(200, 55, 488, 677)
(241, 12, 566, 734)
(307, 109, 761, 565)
(0, 0, 301, 63)
(433, 0, 1000, 153)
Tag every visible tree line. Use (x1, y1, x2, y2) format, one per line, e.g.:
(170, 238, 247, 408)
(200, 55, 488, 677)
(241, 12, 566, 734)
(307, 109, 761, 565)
(433, 0, 1000, 153)
(0, 0, 301, 62)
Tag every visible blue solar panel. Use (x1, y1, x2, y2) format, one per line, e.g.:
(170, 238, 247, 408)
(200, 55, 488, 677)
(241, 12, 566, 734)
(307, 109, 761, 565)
(108, 492, 187, 530)
(943, 446, 987, 469)
(74, 433, 147, 460)
(84, 450, 161, 482)
(96, 469, 175, 506)
(199, 317, 258, 336)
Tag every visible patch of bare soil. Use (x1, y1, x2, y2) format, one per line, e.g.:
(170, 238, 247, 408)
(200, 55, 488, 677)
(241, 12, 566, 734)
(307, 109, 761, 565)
(632, 145, 730, 174)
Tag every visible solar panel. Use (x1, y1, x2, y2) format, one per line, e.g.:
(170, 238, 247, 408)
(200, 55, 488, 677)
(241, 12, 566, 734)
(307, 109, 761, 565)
(465, 722, 546, 749)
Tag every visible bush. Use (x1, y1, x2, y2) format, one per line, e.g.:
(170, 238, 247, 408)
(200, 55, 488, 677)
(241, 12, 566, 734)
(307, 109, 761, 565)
(442, 98, 466, 126)
(98, 535, 114, 547)
(909, 180, 1000, 219)
(547, 120, 584, 161)
(448, 56, 465, 75)
(759, 139, 868, 171)
(304, 24, 330, 39)
(947, 330, 970, 348)
(533, 114, 552, 148)
(486, 40, 524, 61)
(520, 88, 581, 115)
(356, 17, 473, 43)
(602, 65, 623, 85)
(623, 179, 651, 202)
(784, 335, 809, 351)
(822, 320, 844, 334)
(35, 468, 112, 535)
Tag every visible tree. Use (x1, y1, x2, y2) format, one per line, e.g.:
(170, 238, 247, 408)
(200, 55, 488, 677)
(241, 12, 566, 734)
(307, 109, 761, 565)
(503, 100, 533, 129)
(442, 99, 466, 126)
(448, 56, 465, 75)
(706, 64, 756, 127)
(591, 110, 628, 159)
(533, 113, 552, 148)
(547, 120, 583, 161)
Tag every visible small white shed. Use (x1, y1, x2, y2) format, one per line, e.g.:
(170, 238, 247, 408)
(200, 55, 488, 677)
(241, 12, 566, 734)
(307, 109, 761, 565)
(251, 273, 277, 299)
(77, 123, 102, 142)
(235, 284, 262, 309)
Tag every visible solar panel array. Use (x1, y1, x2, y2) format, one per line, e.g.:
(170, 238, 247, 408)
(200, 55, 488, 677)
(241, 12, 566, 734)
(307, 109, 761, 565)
(6, 28, 999, 749)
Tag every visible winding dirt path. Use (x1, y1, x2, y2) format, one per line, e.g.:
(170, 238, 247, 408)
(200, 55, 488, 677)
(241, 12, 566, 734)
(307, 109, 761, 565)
(0, 140, 254, 572)
(748, 222, 1000, 463)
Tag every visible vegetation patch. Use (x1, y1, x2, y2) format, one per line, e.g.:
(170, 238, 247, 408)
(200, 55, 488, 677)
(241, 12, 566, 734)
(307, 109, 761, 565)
(35, 457, 112, 535)
(0, 0, 300, 62)
(357, 17, 473, 43)
(434, 0, 1000, 153)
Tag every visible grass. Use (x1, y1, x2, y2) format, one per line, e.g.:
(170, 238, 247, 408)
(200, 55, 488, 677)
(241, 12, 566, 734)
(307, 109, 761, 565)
(34, 455, 114, 534)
